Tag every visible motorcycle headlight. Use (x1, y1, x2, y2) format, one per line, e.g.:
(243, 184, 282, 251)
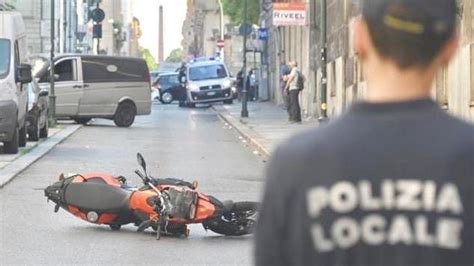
(222, 79, 232, 89)
(188, 84, 200, 92)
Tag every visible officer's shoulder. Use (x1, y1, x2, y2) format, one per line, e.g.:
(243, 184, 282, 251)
(440, 111, 474, 145)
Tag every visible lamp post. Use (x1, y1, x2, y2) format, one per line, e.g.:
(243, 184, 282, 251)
(217, 0, 225, 60)
(318, 0, 328, 122)
(241, 0, 249, 118)
(49, 0, 57, 127)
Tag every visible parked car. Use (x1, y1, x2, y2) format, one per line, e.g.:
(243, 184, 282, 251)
(26, 80, 49, 141)
(0, 11, 31, 154)
(35, 55, 152, 127)
(155, 72, 185, 104)
(181, 58, 234, 107)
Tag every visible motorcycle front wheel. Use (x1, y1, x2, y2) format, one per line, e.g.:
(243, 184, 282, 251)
(203, 202, 259, 236)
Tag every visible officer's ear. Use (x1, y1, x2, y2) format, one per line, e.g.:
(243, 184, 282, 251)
(353, 16, 371, 61)
(438, 33, 459, 66)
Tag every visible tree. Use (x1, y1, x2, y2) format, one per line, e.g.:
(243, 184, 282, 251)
(221, 0, 260, 25)
(166, 48, 184, 63)
(141, 48, 158, 70)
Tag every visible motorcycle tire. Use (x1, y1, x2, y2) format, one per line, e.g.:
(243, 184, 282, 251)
(203, 201, 259, 236)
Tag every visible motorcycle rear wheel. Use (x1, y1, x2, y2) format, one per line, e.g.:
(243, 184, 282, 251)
(203, 201, 259, 236)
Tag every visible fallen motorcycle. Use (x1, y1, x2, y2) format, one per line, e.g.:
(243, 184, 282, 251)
(44, 153, 259, 239)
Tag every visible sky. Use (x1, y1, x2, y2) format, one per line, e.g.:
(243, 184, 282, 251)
(132, 0, 187, 61)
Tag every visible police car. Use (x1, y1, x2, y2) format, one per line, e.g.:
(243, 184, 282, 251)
(181, 58, 234, 107)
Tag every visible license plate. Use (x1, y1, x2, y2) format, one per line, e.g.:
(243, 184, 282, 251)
(207, 91, 216, 96)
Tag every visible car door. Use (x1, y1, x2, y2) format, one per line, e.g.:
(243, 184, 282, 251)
(39, 57, 83, 117)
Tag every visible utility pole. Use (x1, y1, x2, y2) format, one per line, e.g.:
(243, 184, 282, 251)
(318, 0, 328, 122)
(49, 0, 56, 127)
(241, 0, 249, 118)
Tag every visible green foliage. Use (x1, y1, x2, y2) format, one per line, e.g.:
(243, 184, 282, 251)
(166, 48, 184, 63)
(221, 0, 260, 25)
(141, 48, 158, 70)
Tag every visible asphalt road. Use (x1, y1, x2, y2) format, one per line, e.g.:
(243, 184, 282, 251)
(0, 102, 266, 265)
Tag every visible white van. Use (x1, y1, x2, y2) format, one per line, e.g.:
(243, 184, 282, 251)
(0, 12, 32, 154)
(35, 55, 152, 127)
(182, 59, 234, 107)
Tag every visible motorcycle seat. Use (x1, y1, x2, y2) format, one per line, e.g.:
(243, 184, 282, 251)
(64, 182, 130, 213)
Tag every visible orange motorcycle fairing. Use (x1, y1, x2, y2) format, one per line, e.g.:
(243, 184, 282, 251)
(129, 189, 159, 220)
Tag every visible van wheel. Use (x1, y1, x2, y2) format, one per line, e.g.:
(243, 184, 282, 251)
(28, 117, 40, 142)
(114, 101, 136, 128)
(179, 101, 186, 108)
(39, 118, 48, 138)
(19, 124, 27, 147)
(74, 118, 92, 125)
(4, 127, 19, 154)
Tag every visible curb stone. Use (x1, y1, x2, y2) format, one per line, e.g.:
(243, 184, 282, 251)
(212, 106, 271, 160)
(0, 125, 82, 188)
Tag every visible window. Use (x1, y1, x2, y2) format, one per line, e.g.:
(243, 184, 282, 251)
(189, 64, 228, 81)
(54, 59, 76, 82)
(0, 39, 10, 78)
(168, 75, 179, 84)
(83, 58, 149, 83)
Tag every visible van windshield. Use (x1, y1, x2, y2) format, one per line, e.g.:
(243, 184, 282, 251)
(0, 39, 11, 79)
(189, 64, 227, 81)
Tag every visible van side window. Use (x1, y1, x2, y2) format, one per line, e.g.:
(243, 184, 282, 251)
(54, 59, 76, 82)
(83, 58, 148, 83)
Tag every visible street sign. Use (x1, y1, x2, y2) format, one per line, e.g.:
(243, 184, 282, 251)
(217, 39, 225, 48)
(273, 3, 307, 26)
(91, 8, 105, 23)
(258, 28, 268, 41)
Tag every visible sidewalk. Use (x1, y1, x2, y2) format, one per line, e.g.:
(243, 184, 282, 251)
(0, 124, 82, 187)
(212, 101, 317, 159)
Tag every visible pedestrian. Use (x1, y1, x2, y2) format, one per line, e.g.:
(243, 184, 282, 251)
(284, 61, 302, 123)
(249, 69, 257, 101)
(177, 62, 188, 105)
(256, 1, 473, 266)
(280, 61, 291, 113)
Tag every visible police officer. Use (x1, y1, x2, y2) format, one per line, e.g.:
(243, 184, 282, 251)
(255, 0, 473, 265)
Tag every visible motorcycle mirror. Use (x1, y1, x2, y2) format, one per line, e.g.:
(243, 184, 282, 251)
(137, 153, 147, 174)
(135, 170, 147, 183)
